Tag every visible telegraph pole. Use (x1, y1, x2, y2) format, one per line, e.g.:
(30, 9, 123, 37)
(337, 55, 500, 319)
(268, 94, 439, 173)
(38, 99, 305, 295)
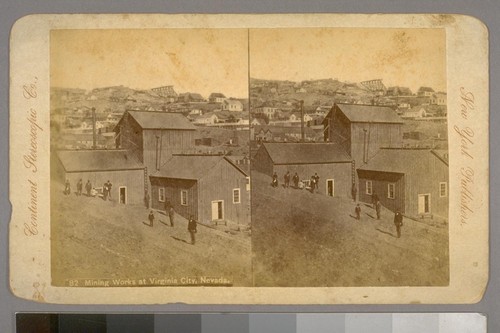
(300, 100, 305, 142)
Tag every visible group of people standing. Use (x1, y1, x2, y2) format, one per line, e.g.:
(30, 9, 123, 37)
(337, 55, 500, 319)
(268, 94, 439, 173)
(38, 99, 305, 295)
(272, 171, 320, 193)
(64, 179, 113, 201)
(146, 203, 198, 245)
(352, 186, 404, 238)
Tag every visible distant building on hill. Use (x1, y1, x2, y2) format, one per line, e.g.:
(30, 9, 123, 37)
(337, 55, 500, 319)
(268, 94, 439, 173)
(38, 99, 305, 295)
(222, 99, 244, 112)
(209, 93, 226, 103)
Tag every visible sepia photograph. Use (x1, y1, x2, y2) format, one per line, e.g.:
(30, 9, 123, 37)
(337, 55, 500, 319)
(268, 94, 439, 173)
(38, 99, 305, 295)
(249, 28, 449, 287)
(8, 14, 488, 304)
(49, 29, 252, 287)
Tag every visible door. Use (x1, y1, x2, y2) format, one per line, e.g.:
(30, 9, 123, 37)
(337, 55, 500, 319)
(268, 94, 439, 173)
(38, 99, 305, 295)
(418, 194, 431, 214)
(326, 179, 334, 197)
(211, 200, 224, 220)
(119, 186, 127, 204)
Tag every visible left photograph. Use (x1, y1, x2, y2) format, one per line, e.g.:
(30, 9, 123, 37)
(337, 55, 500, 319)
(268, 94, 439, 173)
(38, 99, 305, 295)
(49, 29, 252, 287)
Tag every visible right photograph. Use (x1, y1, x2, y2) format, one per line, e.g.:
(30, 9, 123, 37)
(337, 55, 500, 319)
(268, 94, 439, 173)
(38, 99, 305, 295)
(249, 28, 449, 287)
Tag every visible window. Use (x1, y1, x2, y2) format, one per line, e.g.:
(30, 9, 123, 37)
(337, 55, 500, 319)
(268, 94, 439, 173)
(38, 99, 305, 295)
(246, 177, 251, 191)
(440, 182, 447, 197)
(387, 183, 395, 199)
(233, 188, 241, 204)
(181, 190, 188, 206)
(366, 181, 373, 195)
(158, 188, 165, 202)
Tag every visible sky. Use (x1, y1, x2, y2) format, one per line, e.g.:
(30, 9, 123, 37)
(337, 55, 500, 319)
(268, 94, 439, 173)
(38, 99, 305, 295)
(250, 28, 446, 93)
(51, 29, 249, 98)
(51, 28, 446, 97)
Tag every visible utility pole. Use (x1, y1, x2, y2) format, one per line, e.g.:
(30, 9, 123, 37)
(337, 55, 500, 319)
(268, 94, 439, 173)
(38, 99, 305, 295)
(300, 100, 305, 142)
(91, 107, 97, 149)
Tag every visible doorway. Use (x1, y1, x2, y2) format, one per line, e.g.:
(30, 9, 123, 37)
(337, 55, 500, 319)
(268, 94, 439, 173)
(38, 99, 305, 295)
(326, 179, 334, 197)
(119, 186, 127, 204)
(418, 194, 431, 214)
(211, 200, 224, 220)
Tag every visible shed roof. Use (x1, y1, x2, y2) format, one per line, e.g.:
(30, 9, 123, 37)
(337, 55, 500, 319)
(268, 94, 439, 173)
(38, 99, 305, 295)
(261, 143, 351, 164)
(151, 155, 248, 180)
(118, 110, 196, 130)
(358, 148, 448, 174)
(327, 103, 403, 124)
(57, 150, 143, 172)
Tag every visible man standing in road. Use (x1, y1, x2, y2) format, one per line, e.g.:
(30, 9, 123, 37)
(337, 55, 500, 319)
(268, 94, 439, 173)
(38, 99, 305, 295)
(375, 200, 382, 220)
(76, 179, 83, 196)
(188, 215, 197, 245)
(168, 206, 175, 227)
(292, 172, 299, 188)
(85, 180, 92, 197)
(284, 171, 290, 188)
(394, 210, 403, 238)
(313, 173, 320, 193)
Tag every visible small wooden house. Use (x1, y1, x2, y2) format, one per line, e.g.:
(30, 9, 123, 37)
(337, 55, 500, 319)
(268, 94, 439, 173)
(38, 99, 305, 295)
(357, 148, 448, 219)
(54, 150, 145, 204)
(252, 143, 353, 197)
(150, 155, 250, 225)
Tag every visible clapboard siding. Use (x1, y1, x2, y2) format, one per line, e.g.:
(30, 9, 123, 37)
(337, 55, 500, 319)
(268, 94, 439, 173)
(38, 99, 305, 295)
(63, 169, 145, 204)
(199, 159, 250, 225)
(358, 170, 405, 213)
(273, 162, 352, 198)
(150, 177, 198, 219)
(142, 130, 195, 172)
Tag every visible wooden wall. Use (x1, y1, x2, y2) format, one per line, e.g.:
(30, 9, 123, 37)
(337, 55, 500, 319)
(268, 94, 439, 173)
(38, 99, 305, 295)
(150, 177, 198, 220)
(199, 160, 250, 225)
(404, 154, 449, 218)
(63, 169, 145, 204)
(273, 162, 353, 198)
(252, 146, 274, 177)
(357, 170, 405, 214)
(142, 129, 195, 172)
(350, 122, 402, 165)
(117, 114, 144, 162)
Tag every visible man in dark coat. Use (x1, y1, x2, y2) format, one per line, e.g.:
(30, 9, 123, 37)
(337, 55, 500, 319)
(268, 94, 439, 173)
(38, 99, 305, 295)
(313, 173, 320, 193)
(168, 206, 175, 227)
(148, 210, 155, 227)
(188, 215, 197, 245)
(355, 204, 361, 220)
(375, 200, 382, 220)
(394, 210, 404, 238)
(105, 180, 112, 200)
(272, 172, 278, 188)
(76, 179, 83, 196)
(284, 171, 290, 188)
(85, 180, 92, 197)
(64, 179, 71, 195)
(372, 191, 379, 209)
(292, 172, 299, 188)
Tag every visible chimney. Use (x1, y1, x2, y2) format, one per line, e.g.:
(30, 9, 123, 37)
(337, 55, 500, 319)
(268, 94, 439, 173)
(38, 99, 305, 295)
(300, 100, 305, 142)
(92, 107, 97, 149)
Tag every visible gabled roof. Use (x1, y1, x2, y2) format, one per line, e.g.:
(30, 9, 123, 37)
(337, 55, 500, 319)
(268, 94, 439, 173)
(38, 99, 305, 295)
(209, 93, 226, 98)
(116, 110, 196, 130)
(325, 103, 403, 124)
(358, 148, 448, 174)
(261, 143, 351, 164)
(151, 155, 248, 180)
(57, 150, 143, 172)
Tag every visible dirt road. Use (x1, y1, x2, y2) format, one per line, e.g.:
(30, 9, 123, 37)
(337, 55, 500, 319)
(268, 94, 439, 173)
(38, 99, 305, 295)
(51, 182, 252, 287)
(251, 172, 449, 287)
